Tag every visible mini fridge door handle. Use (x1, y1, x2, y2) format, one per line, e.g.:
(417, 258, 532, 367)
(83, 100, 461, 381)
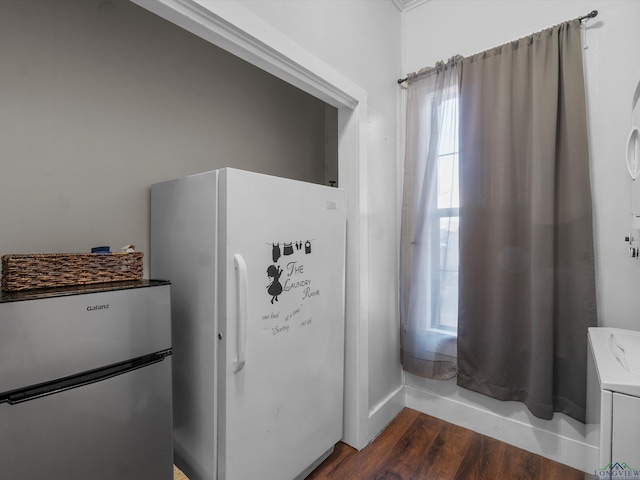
(233, 254, 248, 373)
(0, 349, 172, 405)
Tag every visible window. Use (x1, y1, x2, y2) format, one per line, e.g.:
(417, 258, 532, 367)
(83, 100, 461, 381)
(430, 96, 459, 332)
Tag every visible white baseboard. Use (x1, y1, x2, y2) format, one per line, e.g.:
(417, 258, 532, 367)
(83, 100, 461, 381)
(404, 380, 598, 473)
(367, 384, 405, 444)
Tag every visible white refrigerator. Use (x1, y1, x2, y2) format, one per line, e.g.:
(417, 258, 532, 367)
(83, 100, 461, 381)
(150, 168, 346, 480)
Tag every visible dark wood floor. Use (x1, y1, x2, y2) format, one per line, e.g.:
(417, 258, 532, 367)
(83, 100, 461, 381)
(307, 408, 585, 480)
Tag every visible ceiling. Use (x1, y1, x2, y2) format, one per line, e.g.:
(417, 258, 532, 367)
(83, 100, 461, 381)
(391, 0, 431, 12)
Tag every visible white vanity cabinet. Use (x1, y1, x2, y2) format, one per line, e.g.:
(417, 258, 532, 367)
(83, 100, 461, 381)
(587, 328, 640, 479)
(612, 392, 640, 469)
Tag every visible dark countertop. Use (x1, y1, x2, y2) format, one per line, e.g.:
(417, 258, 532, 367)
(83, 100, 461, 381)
(0, 279, 170, 303)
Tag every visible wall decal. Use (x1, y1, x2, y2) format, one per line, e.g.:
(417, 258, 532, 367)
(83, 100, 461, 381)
(261, 240, 320, 336)
(265, 239, 314, 302)
(266, 265, 283, 304)
(272, 243, 281, 263)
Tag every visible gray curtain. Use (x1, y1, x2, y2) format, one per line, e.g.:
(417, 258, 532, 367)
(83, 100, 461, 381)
(457, 19, 597, 422)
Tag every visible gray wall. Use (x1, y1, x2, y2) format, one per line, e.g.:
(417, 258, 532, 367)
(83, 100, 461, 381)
(0, 0, 334, 273)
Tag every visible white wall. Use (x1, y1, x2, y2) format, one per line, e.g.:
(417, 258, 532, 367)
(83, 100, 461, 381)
(403, 0, 640, 472)
(0, 0, 330, 268)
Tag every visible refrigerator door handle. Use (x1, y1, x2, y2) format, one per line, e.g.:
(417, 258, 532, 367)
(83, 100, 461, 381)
(233, 254, 248, 373)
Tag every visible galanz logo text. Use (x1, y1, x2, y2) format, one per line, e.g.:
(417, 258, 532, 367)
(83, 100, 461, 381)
(87, 304, 109, 311)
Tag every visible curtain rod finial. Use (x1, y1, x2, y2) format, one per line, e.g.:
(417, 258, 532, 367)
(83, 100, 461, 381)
(579, 10, 598, 22)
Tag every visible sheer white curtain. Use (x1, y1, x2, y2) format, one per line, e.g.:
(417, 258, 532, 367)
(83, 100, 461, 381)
(400, 58, 460, 379)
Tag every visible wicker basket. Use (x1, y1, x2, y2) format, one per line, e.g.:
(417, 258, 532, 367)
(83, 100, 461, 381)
(1, 252, 144, 292)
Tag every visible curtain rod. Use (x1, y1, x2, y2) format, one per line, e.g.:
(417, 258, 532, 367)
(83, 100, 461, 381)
(397, 9, 599, 85)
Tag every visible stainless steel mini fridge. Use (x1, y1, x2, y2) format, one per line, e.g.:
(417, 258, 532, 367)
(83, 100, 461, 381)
(0, 279, 173, 480)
